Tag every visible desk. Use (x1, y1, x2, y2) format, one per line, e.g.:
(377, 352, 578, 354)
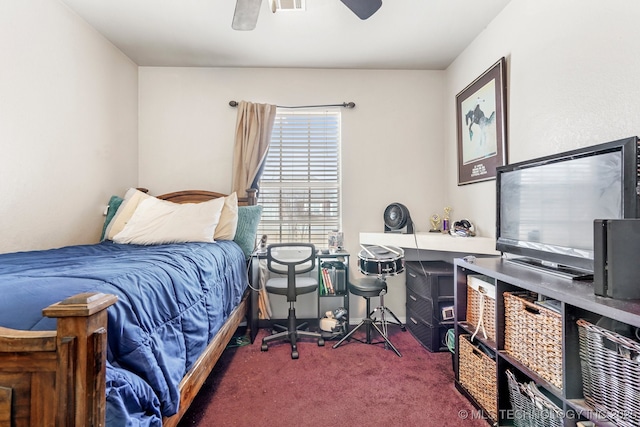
(359, 232, 499, 256)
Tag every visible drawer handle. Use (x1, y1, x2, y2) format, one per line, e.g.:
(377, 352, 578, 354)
(410, 317, 418, 325)
(409, 295, 417, 301)
(409, 272, 417, 278)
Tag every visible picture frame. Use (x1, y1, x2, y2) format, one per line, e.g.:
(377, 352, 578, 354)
(456, 57, 507, 185)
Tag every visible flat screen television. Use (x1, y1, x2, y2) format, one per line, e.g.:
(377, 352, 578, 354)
(496, 136, 639, 279)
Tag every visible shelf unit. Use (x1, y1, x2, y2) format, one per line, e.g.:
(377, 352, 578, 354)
(454, 256, 640, 427)
(317, 251, 350, 339)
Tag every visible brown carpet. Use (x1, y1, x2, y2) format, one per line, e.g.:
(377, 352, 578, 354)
(177, 325, 488, 427)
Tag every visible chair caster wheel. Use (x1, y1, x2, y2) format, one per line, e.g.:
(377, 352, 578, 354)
(261, 343, 268, 351)
(318, 338, 325, 347)
(291, 350, 299, 359)
(401, 326, 406, 332)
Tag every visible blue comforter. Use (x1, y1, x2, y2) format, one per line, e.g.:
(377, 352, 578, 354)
(0, 240, 248, 426)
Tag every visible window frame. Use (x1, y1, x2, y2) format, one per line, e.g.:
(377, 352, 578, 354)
(256, 108, 342, 246)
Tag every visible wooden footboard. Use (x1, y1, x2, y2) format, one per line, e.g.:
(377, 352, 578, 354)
(0, 292, 117, 427)
(0, 290, 249, 427)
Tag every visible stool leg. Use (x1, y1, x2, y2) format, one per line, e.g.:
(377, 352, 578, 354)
(333, 296, 372, 349)
(365, 296, 372, 343)
(332, 318, 366, 349)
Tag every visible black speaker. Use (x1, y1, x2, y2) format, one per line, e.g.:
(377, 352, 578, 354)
(594, 219, 640, 299)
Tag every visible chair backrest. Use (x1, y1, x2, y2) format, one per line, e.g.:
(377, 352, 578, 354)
(266, 243, 316, 301)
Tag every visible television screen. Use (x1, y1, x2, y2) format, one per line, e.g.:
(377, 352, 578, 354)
(496, 136, 638, 277)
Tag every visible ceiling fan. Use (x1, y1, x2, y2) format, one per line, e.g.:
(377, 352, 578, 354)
(232, 0, 382, 31)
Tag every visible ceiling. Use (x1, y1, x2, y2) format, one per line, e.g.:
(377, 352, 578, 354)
(59, 0, 511, 70)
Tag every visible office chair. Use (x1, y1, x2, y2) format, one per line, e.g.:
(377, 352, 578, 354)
(260, 243, 325, 359)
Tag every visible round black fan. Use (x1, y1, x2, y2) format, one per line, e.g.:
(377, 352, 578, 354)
(383, 203, 414, 234)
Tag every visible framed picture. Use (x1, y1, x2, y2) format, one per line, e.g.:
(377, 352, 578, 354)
(456, 57, 507, 185)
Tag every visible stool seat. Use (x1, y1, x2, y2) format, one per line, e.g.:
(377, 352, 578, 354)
(349, 277, 387, 298)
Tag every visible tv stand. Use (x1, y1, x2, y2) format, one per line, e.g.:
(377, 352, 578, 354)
(453, 256, 640, 426)
(505, 257, 593, 281)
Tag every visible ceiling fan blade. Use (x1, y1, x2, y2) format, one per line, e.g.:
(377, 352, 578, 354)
(232, 0, 262, 31)
(339, 0, 382, 20)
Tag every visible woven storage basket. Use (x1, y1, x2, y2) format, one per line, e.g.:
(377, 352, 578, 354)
(458, 334, 497, 420)
(506, 370, 563, 427)
(466, 275, 496, 342)
(504, 292, 563, 389)
(577, 318, 640, 427)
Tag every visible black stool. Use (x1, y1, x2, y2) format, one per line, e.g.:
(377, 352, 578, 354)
(332, 277, 403, 357)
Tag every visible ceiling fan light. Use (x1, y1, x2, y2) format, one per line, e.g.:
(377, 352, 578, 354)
(232, 0, 262, 31)
(340, 0, 382, 20)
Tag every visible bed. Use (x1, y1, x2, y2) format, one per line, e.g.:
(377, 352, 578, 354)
(0, 189, 260, 427)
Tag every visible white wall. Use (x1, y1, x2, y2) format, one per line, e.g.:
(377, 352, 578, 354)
(139, 68, 446, 233)
(0, 0, 138, 253)
(445, 0, 640, 238)
(139, 67, 446, 320)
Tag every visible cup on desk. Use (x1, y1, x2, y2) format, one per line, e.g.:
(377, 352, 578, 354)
(328, 230, 344, 253)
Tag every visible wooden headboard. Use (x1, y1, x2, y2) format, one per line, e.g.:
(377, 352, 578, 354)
(155, 189, 257, 206)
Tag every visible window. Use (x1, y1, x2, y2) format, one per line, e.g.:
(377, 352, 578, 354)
(257, 109, 341, 246)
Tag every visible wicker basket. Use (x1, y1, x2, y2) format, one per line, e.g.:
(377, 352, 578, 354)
(577, 318, 640, 427)
(504, 292, 563, 389)
(466, 275, 496, 342)
(458, 334, 497, 420)
(506, 370, 563, 427)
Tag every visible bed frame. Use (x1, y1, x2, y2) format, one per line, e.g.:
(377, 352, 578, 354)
(0, 189, 258, 427)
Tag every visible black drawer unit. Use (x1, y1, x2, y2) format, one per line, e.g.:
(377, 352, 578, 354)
(405, 261, 454, 352)
(406, 307, 450, 352)
(405, 261, 454, 299)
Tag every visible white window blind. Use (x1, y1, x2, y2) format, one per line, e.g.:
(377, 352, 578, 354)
(257, 109, 341, 246)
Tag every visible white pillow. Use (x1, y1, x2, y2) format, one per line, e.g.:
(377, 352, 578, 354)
(214, 192, 239, 240)
(113, 196, 225, 245)
(105, 188, 152, 240)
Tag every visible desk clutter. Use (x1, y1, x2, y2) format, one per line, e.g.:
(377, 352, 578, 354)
(319, 260, 347, 295)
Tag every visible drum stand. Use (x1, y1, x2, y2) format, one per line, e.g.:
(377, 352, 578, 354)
(373, 286, 405, 334)
(370, 279, 405, 356)
(333, 276, 405, 357)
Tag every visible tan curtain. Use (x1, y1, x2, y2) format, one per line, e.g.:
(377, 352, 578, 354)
(232, 101, 277, 194)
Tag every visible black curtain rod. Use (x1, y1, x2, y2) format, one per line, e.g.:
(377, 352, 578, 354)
(228, 100, 355, 109)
